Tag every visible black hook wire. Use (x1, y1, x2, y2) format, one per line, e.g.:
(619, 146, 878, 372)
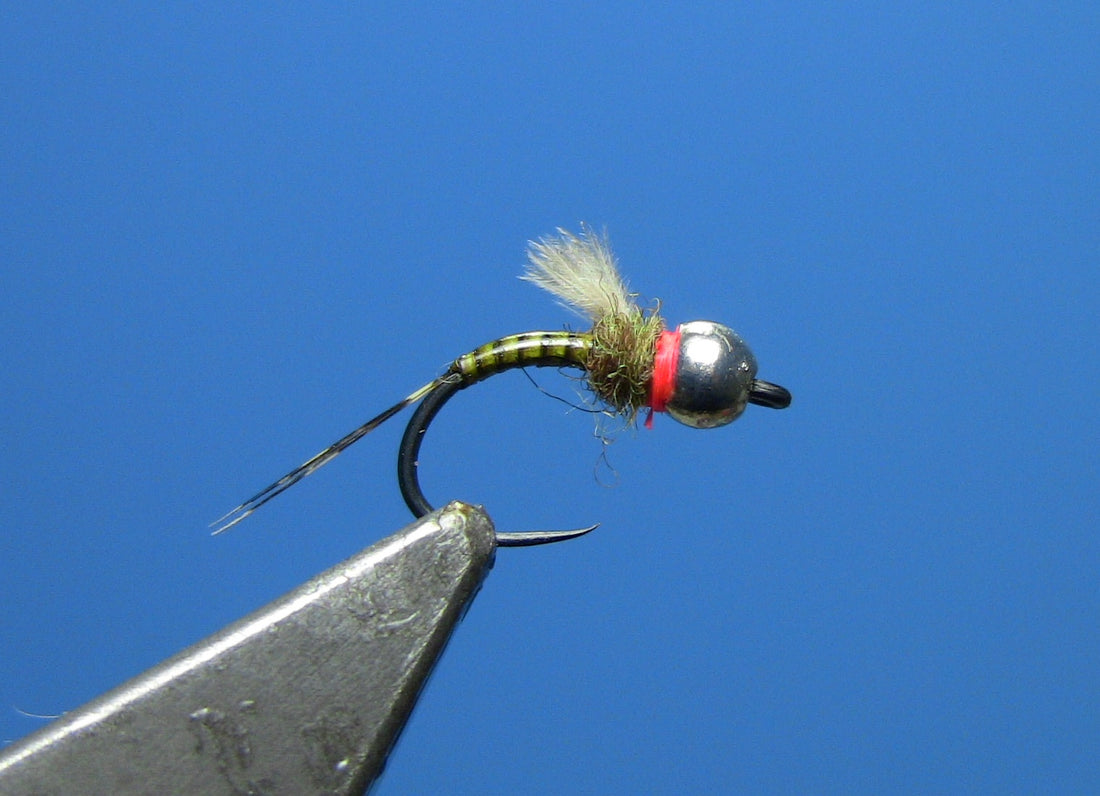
(397, 374, 599, 547)
(748, 379, 793, 409)
(398, 374, 790, 547)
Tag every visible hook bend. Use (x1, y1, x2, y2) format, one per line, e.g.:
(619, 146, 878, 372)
(397, 374, 598, 547)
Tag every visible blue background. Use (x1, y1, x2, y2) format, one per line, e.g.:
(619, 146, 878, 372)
(3, 4, 1097, 792)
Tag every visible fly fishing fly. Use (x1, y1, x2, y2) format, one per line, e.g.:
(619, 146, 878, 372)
(213, 227, 791, 545)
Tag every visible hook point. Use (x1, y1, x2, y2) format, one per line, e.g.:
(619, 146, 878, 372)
(495, 523, 599, 547)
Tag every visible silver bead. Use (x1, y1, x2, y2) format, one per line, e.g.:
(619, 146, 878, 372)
(666, 321, 758, 429)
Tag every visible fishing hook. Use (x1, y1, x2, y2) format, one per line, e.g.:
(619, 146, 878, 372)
(396, 356, 790, 546)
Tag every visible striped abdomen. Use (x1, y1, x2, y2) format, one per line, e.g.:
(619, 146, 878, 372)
(450, 331, 592, 386)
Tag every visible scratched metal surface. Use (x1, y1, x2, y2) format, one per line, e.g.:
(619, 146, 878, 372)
(0, 503, 496, 795)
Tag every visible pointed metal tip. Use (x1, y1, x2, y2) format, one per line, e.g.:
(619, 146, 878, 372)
(495, 523, 600, 547)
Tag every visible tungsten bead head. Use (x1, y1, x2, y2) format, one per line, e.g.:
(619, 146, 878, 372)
(665, 320, 758, 429)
